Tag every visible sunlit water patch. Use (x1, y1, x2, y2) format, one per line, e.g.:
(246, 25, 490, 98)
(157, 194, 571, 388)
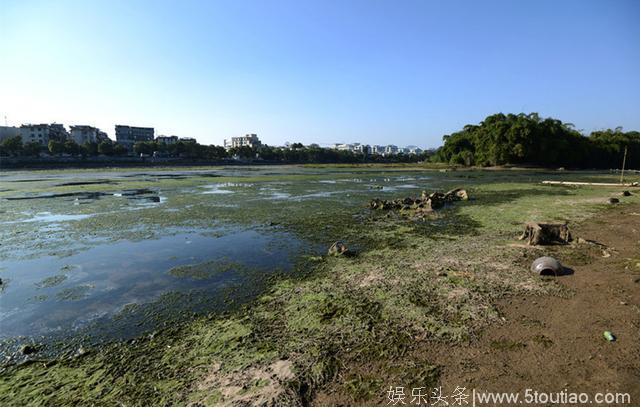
(0, 227, 313, 341)
(4, 212, 94, 224)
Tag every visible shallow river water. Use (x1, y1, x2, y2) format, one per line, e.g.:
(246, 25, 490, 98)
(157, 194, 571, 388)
(0, 165, 603, 352)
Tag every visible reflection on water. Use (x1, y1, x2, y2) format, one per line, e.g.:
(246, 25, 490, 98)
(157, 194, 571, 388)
(0, 227, 308, 339)
(5, 212, 94, 224)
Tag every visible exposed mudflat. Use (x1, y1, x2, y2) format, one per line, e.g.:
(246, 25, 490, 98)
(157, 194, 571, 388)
(1, 165, 639, 406)
(314, 202, 640, 406)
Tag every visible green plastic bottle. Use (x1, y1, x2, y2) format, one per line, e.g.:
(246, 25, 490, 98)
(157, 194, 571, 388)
(603, 331, 616, 342)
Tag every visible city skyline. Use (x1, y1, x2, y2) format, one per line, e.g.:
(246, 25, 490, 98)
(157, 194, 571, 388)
(1, 0, 639, 148)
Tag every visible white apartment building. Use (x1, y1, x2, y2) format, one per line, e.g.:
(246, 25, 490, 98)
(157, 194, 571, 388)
(353, 143, 371, 154)
(384, 145, 398, 155)
(70, 126, 94, 144)
(371, 145, 385, 155)
(224, 134, 261, 150)
(19, 124, 71, 146)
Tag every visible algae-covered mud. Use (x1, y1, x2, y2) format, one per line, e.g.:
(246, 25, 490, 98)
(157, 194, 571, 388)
(1, 165, 638, 405)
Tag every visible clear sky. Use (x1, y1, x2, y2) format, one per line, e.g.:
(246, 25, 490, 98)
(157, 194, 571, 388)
(1, 0, 639, 148)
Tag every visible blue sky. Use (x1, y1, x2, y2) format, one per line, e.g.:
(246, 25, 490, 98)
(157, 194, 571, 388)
(1, 0, 638, 148)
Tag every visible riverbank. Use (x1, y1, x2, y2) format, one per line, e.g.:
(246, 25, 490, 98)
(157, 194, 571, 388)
(1, 168, 638, 405)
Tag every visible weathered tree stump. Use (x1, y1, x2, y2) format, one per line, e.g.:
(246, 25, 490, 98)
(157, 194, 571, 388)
(519, 222, 572, 245)
(328, 241, 350, 256)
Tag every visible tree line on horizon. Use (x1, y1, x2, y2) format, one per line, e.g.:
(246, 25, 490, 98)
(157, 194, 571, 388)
(431, 112, 640, 169)
(0, 136, 430, 164)
(2, 113, 638, 168)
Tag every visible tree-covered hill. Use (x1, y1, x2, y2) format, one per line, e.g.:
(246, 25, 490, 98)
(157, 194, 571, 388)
(432, 113, 640, 169)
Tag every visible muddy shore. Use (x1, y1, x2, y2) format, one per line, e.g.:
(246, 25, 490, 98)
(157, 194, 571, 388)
(0, 167, 638, 406)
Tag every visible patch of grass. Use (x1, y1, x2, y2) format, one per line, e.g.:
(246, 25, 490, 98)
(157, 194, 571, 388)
(343, 373, 383, 401)
(56, 284, 94, 301)
(167, 260, 248, 280)
(532, 334, 554, 348)
(490, 338, 527, 351)
(35, 274, 67, 288)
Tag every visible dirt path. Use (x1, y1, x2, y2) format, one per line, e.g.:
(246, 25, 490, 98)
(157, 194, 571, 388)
(434, 203, 640, 404)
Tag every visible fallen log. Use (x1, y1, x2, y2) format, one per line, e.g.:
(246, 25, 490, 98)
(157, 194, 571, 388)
(542, 181, 639, 187)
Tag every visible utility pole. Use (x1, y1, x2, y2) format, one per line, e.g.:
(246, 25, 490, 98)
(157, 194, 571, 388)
(620, 146, 628, 184)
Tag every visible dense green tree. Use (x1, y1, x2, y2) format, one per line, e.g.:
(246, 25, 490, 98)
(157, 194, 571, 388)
(63, 140, 81, 155)
(113, 144, 128, 156)
(48, 139, 65, 155)
(432, 113, 638, 169)
(83, 142, 99, 156)
(22, 142, 42, 157)
(97, 141, 114, 155)
(133, 141, 156, 155)
(0, 136, 23, 156)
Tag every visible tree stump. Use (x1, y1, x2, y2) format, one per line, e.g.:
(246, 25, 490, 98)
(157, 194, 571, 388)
(328, 241, 349, 256)
(519, 222, 572, 245)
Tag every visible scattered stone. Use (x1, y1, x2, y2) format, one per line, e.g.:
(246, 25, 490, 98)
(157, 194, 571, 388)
(622, 191, 632, 197)
(370, 188, 469, 216)
(608, 197, 620, 204)
(519, 222, 572, 245)
(328, 241, 349, 256)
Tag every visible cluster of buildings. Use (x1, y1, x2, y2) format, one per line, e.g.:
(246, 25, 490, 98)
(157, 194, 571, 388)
(1, 123, 426, 157)
(332, 143, 424, 156)
(221, 135, 426, 156)
(0, 123, 197, 152)
(0, 123, 110, 146)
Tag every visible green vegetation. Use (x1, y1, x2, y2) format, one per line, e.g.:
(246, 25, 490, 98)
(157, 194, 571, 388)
(1, 166, 638, 405)
(35, 275, 67, 289)
(2, 136, 431, 164)
(3, 114, 639, 169)
(432, 112, 639, 168)
(168, 260, 252, 280)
